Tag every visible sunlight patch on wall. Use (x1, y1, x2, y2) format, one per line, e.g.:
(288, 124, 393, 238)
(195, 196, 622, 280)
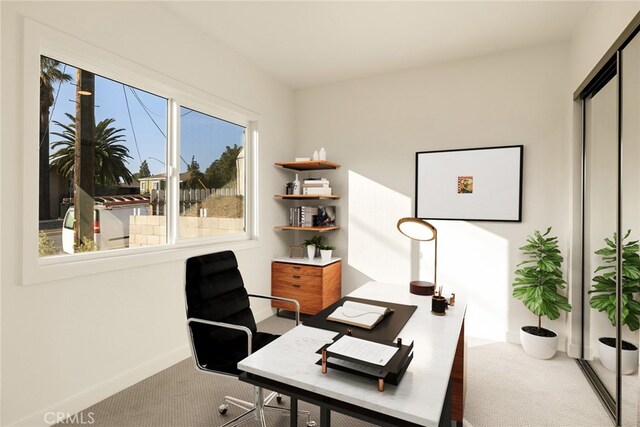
(348, 170, 411, 284)
(428, 220, 510, 341)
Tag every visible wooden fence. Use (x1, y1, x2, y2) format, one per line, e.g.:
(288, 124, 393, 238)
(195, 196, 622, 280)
(149, 188, 238, 215)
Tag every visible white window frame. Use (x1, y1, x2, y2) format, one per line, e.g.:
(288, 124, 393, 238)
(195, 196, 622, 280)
(22, 19, 260, 285)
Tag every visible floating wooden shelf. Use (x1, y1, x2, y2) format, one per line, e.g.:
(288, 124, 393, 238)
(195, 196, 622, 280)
(274, 194, 340, 200)
(274, 160, 341, 171)
(274, 226, 340, 232)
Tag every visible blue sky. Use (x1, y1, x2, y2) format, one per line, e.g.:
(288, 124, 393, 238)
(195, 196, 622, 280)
(47, 58, 245, 177)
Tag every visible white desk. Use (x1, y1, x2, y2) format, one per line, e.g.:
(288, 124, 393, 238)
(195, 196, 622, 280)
(239, 281, 466, 427)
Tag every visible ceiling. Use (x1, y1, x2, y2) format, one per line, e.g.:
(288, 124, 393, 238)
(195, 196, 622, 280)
(161, 1, 593, 89)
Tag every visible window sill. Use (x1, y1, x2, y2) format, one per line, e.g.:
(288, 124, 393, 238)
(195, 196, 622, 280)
(26, 237, 261, 286)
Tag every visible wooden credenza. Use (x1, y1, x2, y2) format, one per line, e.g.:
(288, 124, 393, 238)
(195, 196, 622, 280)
(271, 258, 341, 315)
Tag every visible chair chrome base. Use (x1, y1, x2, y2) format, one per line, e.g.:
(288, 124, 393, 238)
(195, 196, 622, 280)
(219, 387, 315, 427)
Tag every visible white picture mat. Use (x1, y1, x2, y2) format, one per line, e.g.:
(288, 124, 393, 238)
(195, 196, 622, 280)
(416, 146, 522, 221)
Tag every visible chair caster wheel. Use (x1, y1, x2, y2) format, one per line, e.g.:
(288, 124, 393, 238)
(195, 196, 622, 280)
(306, 421, 317, 427)
(218, 404, 228, 415)
(276, 394, 283, 404)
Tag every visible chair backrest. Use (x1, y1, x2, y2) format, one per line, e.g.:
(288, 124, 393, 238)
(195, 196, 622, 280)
(185, 250, 258, 375)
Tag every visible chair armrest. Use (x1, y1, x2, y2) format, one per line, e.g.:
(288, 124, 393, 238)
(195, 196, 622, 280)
(248, 294, 301, 326)
(187, 317, 253, 355)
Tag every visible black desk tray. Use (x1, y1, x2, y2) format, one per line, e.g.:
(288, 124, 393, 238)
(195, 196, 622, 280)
(304, 296, 418, 342)
(315, 334, 414, 390)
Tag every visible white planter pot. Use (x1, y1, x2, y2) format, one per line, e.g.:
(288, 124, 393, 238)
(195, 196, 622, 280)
(598, 337, 639, 375)
(306, 245, 315, 260)
(520, 326, 558, 360)
(320, 249, 332, 263)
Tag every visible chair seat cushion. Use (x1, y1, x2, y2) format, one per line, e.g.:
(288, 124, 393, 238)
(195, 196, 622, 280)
(199, 331, 280, 376)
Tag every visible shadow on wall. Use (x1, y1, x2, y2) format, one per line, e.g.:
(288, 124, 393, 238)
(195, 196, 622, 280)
(347, 169, 512, 341)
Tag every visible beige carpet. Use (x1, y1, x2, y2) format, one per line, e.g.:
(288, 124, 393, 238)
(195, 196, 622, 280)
(57, 317, 616, 427)
(463, 342, 613, 427)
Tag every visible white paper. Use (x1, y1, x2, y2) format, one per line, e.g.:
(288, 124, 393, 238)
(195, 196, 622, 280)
(342, 301, 388, 315)
(327, 335, 399, 366)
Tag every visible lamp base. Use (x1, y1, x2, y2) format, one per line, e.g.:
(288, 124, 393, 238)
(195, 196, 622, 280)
(409, 281, 435, 296)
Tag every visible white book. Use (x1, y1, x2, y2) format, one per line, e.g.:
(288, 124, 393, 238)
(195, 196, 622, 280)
(326, 301, 393, 330)
(304, 187, 332, 195)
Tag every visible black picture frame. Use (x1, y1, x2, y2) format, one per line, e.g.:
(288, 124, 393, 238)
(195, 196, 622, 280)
(415, 145, 523, 222)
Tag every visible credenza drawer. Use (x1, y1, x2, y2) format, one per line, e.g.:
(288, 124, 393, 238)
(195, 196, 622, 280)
(271, 284, 322, 314)
(272, 262, 322, 277)
(272, 271, 322, 288)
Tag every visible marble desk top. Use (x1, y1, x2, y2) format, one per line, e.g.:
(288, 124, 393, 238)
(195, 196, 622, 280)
(238, 281, 467, 426)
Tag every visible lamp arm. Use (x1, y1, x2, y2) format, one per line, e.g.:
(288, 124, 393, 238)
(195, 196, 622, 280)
(433, 232, 438, 289)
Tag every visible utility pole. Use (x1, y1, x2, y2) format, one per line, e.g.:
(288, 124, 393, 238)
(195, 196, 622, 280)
(73, 69, 95, 249)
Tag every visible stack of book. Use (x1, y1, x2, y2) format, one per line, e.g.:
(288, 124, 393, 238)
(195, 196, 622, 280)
(288, 205, 336, 227)
(303, 178, 332, 196)
(288, 206, 319, 227)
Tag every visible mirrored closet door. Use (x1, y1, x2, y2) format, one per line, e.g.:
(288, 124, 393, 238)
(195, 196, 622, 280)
(577, 16, 639, 427)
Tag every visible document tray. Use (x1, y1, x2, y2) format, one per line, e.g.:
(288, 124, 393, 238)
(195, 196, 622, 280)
(315, 334, 414, 389)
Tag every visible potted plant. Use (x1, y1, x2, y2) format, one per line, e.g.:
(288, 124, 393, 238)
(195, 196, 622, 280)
(318, 243, 335, 263)
(303, 235, 323, 259)
(589, 230, 640, 374)
(512, 228, 572, 359)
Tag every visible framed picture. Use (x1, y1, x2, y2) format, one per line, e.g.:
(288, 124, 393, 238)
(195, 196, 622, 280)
(415, 145, 523, 222)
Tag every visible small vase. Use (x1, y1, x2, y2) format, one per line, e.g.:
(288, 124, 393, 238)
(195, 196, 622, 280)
(320, 249, 332, 262)
(293, 174, 301, 195)
(319, 147, 327, 161)
(307, 245, 315, 260)
(312, 150, 319, 160)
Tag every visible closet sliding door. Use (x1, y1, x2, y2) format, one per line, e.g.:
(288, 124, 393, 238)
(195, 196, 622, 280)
(577, 19, 639, 427)
(619, 31, 639, 427)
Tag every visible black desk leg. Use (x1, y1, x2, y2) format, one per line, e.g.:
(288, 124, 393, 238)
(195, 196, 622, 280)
(320, 406, 331, 427)
(290, 397, 298, 427)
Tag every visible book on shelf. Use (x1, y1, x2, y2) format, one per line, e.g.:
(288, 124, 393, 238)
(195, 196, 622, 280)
(288, 205, 336, 227)
(304, 178, 330, 184)
(327, 301, 394, 330)
(314, 206, 336, 226)
(303, 187, 332, 195)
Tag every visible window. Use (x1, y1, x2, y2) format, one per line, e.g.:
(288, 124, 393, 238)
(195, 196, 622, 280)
(178, 107, 246, 240)
(38, 56, 249, 258)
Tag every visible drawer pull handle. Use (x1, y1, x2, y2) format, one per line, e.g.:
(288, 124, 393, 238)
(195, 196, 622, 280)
(292, 275, 301, 279)
(292, 284, 301, 288)
(292, 266, 301, 270)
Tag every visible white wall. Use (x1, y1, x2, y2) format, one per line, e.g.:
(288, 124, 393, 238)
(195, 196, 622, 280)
(1, 2, 294, 426)
(296, 43, 574, 344)
(570, 2, 640, 90)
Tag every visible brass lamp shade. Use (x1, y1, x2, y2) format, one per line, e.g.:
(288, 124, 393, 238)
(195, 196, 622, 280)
(397, 217, 438, 295)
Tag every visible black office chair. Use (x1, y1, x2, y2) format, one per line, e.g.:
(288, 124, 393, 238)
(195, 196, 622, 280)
(185, 251, 314, 427)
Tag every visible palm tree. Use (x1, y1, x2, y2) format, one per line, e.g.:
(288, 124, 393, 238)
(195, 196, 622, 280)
(50, 113, 134, 186)
(40, 57, 72, 219)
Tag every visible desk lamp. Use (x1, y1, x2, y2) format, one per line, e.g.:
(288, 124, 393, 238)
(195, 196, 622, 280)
(397, 217, 437, 295)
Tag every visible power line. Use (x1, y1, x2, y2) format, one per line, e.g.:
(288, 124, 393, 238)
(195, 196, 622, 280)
(128, 87, 188, 168)
(128, 86, 166, 138)
(122, 84, 143, 165)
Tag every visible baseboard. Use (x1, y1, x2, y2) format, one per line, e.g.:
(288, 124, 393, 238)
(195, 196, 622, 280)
(568, 343, 582, 358)
(11, 345, 190, 427)
(253, 306, 276, 323)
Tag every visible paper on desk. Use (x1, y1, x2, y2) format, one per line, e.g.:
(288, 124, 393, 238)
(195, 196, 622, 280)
(327, 335, 399, 366)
